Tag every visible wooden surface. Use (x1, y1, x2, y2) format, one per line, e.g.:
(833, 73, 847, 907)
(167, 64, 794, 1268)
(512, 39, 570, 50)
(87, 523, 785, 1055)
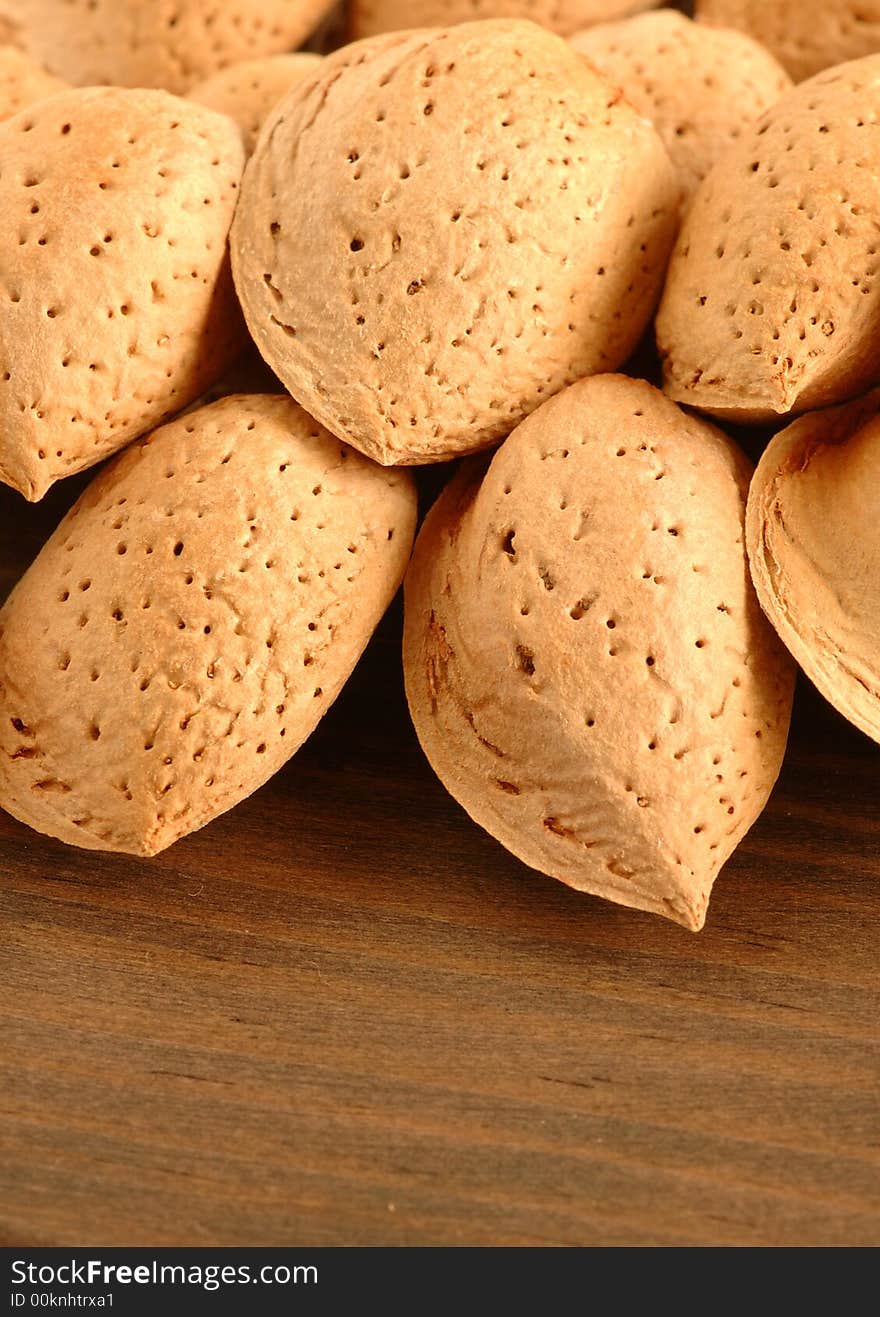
(1, 473, 879, 1249)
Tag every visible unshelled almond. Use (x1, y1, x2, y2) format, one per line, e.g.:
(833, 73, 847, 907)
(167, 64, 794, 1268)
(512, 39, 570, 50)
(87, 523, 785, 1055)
(0, 395, 417, 855)
(189, 53, 322, 156)
(0, 44, 66, 122)
(572, 9, 791, 202)
(747, 389, 880, 746)
(232, 19, 680, 465)
(0, 86, 246, 501)
(696, 0, 880, 83)
(404, 374, 794, 930)
(658, 56, 880, 423)
(351, 1, 661, 40)
(0, 0, 336, 94)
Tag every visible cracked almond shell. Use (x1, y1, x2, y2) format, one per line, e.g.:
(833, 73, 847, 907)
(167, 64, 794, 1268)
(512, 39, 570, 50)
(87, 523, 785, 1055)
(0, 394, 417, 856)
(350, 0, 661, 39)
(0, 45, 66, 122)
(0, 86, 246, 502)
(657, 56, 880, 424)
(696, 1, 880, 83)
(232, 19, 680, 466)
(747, 389, 880, 745)
(571, 9, 791, 203)
(403, 374, 795, 930)
(188, 53, 322, 156)
(0, 0, 336, 94)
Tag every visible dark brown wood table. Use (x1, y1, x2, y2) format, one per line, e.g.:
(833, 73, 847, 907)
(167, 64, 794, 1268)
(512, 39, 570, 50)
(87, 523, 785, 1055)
(1, 471, 878, 1248)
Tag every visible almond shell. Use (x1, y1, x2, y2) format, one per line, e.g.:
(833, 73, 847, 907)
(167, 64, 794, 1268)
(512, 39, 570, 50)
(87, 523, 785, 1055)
(188, 53, 322, 156)
(351, 1, 661, 40)
(0, 86, 246, 500)
(0, 0, 336, 94)
(572, 9, 791, 202)
(404, 374, 795, 929)
(657, 56, 880, 423)
(0, 44, 66, 122)
(747, 389, 880, 745)
(232, 19, 680, 465)
(696, 0, 880, 83)
(0, 394, 417, 855)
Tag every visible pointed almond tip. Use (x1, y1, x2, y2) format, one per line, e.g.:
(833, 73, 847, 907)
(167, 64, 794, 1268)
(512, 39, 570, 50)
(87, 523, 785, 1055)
(673, 893, 709, 933)
(0, 463, 40, 503)
(657, 880, 709, 932)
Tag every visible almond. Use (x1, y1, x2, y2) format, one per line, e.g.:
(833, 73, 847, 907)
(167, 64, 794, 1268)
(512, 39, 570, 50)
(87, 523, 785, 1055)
(189, 53, 322, 156)
(747, 389, 880, 745)
(657, 57, 880, 423)
(571, 9, 791, 203)
(696, 1, 880, 83)
(1, 0, 337, 94)
(0, 395, 417, 856)
(232, 20, 680, 466)
(0, 45, 66, 122)
(350, 1, 661, 40)
(0, 86, 246, 502)
(403, 374, 795, 930)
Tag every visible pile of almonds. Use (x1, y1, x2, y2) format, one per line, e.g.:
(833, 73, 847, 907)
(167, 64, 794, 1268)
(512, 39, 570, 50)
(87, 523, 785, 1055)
(0, 0, 877, 931)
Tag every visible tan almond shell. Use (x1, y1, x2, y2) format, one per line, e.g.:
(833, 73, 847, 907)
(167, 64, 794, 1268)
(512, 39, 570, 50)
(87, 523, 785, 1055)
(232, 20, 680, 466)
(656, 56, 880, 424)
(0, 394, 418, 856)
(746, 390, 880, 745)
(350, 1, 661, 41)
(0, 0, 336, 95)
(188, 53, 322, 156)
(696, 1, 880, 84)
(0, 45, 67, 122)
(403, 374, 795, 931)
(571, 10, 792, 203)
(0, 86, 246, 502)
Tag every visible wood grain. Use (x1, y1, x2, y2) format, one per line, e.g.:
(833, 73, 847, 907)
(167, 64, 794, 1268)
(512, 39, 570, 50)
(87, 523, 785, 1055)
(1, 459, 879, 1249)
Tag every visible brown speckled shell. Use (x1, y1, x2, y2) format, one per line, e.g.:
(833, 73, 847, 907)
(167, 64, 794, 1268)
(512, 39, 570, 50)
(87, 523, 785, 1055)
(0, 86, 246, 501)
(657, 56, 880, 423)
(697, 0, 880, 83)
(0, 395, 417, 855)
(747, 389, 880, 745)
(351, 0, 661, 41)
(571, 10, 791, 203)
(232, 20, 680, 465)
(188, 53, 322, 155)
(0, 0, 336, 94)
(404, 374, 794, 930)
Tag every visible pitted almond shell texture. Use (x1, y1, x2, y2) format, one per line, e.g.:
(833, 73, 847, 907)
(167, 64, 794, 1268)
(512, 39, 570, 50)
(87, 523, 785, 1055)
(747, 389, 880, 745)
(0, 45, 67, 122)
(571, 10, 791, 202)
(0, 86, 246, 502)
(232, 20, 680, 466)
(696, 0, 880, 83)
(0, 0, 336, 94)
(0, 394, 417, 856)
(350, 1, 661, 41)
(657, 56, 880, 424)
(188, 53, 322, 155)
(403, 374, 795, 930)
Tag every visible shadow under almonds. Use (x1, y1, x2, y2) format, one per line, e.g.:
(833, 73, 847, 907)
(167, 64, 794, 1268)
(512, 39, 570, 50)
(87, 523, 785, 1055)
(1, 585, 877, 1244)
